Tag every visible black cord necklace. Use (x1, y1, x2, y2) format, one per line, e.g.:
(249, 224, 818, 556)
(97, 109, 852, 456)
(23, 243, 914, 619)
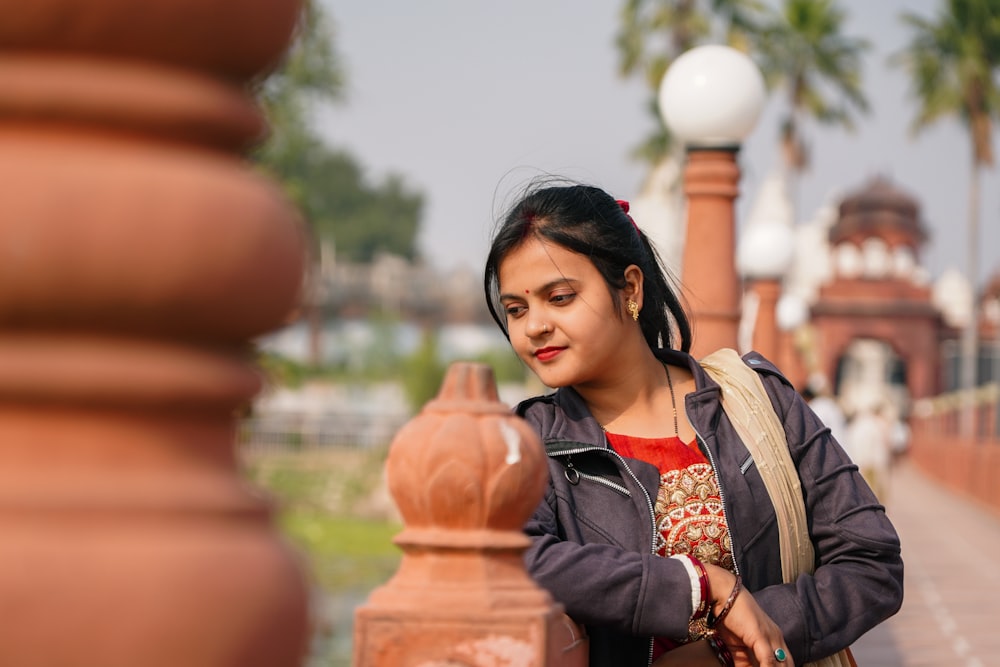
(598, 362, 680, 437)
(664, 362, 679, 437)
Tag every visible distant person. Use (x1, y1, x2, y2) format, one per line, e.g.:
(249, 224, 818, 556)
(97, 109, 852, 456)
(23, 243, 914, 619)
(888, 409, 911, 464)
(483, 181, 903, 667)
(845, 402, 893, 501)
(799, 377, 849, 450)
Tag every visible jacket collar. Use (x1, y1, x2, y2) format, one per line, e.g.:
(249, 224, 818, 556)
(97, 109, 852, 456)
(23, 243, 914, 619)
(517, 348, 725, 451)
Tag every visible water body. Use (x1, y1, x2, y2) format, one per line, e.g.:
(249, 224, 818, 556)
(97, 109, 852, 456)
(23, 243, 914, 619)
(258, 319, 510, 367)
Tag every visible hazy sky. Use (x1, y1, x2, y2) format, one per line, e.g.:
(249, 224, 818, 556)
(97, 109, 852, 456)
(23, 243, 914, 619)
(320, 1, 999, 288)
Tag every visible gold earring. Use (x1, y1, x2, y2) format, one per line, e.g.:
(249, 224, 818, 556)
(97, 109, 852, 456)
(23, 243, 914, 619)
(627, 299, 639, 321)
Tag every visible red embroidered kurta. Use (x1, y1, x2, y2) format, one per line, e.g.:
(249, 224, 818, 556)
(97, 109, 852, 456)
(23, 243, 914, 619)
(605, 432, 735, 656)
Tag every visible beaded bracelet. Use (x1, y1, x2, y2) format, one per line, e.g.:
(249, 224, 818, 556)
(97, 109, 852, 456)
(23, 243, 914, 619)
(707, 574, 742, 628)
(706, 632, 735, 667)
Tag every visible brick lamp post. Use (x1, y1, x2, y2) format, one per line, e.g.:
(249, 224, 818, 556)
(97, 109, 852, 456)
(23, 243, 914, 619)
(737, 172, 796, 363)
(775, 292, 811, 391)
(659, 45, 766, 359)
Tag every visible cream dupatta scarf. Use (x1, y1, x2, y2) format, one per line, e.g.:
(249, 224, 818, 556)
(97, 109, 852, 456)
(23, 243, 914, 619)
(699, 348, 856, 667)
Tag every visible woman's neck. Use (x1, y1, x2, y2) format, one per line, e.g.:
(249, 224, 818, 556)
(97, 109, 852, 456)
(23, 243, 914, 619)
(575, 348, 668, 432)
(576, 348, 696, 441)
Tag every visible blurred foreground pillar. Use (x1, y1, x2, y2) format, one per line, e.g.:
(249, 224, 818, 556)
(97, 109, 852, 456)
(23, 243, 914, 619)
(0, 0, 310, 664)
(354, 363, 588, 667)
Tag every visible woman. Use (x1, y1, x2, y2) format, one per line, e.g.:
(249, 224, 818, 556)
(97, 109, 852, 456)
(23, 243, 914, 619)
(482, 183, 903, 667)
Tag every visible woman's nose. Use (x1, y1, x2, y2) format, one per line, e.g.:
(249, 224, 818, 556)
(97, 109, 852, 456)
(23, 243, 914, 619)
(525, 316, 550, 337)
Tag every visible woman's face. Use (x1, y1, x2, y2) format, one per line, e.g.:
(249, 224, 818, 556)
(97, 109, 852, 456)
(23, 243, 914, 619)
(497, 236, 633, 389)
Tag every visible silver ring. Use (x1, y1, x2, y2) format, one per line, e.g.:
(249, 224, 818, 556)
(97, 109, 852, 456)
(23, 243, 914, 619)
(774, 648, 787, 662)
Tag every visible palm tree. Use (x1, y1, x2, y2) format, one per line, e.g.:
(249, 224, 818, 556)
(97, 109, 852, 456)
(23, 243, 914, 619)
(615, 0, 769, 272)
(756, 0, 870, 199)
(894, 0, 1000, 433)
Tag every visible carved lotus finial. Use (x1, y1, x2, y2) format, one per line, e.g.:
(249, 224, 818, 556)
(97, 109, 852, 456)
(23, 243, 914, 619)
(385, 362, 548, 545)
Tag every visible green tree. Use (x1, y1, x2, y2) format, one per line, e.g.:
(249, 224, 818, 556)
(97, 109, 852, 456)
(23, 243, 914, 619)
(253, 0, 423, 263)
(757, 0, 870, 182)
(254, 0, 345, 173)
(616, 0, 766, 163)
(291, 146, 423, 263)
(894, 0, 1000, 425)
(401, 330, 447, 412)
(474, 349, 529, 385)
(251, 2, 425, 369)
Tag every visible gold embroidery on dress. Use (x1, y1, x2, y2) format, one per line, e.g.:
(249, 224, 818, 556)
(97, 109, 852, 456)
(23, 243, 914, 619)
(655, 463, 733, 572)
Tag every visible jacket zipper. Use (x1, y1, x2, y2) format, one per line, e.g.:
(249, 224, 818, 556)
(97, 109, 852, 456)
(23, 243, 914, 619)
(691, 426, 742, 579)
(551, 445, 658, 667)
(550, 446, 657, 547)
(577, 470, 631, 496)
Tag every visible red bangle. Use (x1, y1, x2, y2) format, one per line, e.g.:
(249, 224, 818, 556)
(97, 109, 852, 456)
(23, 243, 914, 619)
(706, 632, 735, 666)
(689, 556, 711, 620)
(707, 575, 742, 628)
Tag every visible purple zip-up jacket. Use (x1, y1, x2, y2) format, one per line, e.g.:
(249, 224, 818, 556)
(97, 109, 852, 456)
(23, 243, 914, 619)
(517, 349, 903, 667)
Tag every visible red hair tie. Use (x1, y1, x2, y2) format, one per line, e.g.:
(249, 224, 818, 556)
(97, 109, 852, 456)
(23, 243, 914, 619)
(616, 199, 640, 235)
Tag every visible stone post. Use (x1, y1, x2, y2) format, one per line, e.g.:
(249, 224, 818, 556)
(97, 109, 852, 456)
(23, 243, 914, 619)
(749, 278, 782, 364)
(0, 0, 310, 664)
(354, 362, 588, 667)
(777, 327, 809, 391)
(681, 149, 742, 359)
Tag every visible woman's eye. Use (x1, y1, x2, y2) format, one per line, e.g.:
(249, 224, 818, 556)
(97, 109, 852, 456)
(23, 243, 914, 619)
(504, 304, 525, 318)
(551, 292, 575, 305)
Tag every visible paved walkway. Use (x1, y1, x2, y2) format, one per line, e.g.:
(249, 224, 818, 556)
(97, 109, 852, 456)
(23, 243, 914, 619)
(850, 458, 1000, 666)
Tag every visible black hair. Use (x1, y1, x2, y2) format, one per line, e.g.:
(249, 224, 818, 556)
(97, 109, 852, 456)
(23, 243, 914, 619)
(483, 181, 692, 353)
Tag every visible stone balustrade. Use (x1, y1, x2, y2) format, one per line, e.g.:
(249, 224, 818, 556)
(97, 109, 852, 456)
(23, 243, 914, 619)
(909, 384, 1000, 513)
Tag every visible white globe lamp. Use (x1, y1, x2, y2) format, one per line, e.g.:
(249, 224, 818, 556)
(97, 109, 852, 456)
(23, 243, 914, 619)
(776, 293, 809, 332)
(738, 222, 795, 279)
(659, 44, 767, 148)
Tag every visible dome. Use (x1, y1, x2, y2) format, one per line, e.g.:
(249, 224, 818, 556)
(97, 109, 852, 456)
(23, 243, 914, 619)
(738, 169, 795, 278)
(832, 176, 928, 247)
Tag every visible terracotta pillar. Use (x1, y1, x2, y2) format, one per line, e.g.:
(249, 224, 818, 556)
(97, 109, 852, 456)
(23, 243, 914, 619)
(777, 328, 808, 390)
(354, 363, 588, 667)
(0, 0, 310, 665)
(681, 148, 742, 359)
(749, 278, 782, 364)
(987, 400, 998, 439)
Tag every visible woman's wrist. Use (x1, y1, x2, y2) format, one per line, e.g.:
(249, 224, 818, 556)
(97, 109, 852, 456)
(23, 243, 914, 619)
(708, 574, 742, 627)
(703, 564, 740, 627)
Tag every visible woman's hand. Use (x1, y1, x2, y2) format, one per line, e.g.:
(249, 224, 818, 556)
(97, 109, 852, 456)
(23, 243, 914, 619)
(649, 637, 782, 667)
(705, 564, 794, 667)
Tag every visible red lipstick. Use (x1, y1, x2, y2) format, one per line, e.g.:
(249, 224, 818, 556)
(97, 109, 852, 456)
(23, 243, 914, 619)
(534, 347, 565, 362)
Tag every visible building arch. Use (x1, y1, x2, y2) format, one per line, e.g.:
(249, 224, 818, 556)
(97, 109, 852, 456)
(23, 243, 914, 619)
(831, 336, 911, 419)
(809, 177, 944, 402)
